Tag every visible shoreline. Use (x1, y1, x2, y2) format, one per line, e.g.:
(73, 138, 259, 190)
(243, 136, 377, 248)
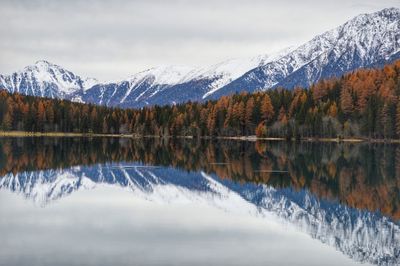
(216, 136, 400, 143)
(0, 131, 399, 143)
(0, 131, 134, 138)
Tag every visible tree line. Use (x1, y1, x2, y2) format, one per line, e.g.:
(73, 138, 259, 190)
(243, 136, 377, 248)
(1, 60, 400, 139)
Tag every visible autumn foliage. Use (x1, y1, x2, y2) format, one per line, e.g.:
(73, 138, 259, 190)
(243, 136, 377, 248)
(1, 60, 400, 139)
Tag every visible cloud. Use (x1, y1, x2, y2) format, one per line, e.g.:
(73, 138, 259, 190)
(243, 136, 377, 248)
(0, 0, 398, 80)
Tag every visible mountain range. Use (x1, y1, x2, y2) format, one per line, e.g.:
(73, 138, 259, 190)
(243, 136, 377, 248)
(1, 7, 399, 108)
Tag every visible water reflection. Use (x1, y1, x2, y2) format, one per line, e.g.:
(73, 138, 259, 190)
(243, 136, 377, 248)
(1, 137, 399, 220)
(0, 137, 399, 265)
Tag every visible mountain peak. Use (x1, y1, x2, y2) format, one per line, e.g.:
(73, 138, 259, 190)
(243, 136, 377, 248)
(350, 7, 400, 24)
(0, 60, 87, 98)
(377, 7, 400, 16)
(207, 6, 400, 97)
(21, 60, 67, 76)
(32, 60, 58, 69)
(34, 59, 51, 65)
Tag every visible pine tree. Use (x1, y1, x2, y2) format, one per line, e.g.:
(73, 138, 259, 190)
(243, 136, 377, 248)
(245, 98, 255, 134)
(37, 101, 46, 132)
(327, 102, 338, 118)
(396, 101, 400, 138)
(2, 111, 12, 130)
(102, 118, 108, 134)
(278, 107, 288, 124)
(90, 108, 98, 133)
(261, 95, 274, 122)
(224, 103, 234, 129)
(340, 87, 353, 115)
(237, 101, 245, 134)
(381, 103, 395, 139)
(207, 107, 217, 136)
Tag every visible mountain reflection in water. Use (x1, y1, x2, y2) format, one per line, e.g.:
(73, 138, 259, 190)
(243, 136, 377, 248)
(0, 137, 399, 265)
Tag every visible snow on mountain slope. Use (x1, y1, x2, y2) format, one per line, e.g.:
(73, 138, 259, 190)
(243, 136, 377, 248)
(0, 8, 399, 108)
(208, 7, 400, 99)
(0, 60, 94, 99)
(78, 54, 277, 108)
(129, 65, 197, 86)
(82, 77, 99, 91)
(79, 48, 297, 108)
(199, 52, 288, 99)
(0, 45, 290, 107)
(120, 65, 198, 103)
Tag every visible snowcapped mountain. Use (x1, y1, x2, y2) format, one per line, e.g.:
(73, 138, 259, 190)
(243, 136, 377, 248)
(0, 60, 96, 99)
(0, 8, 399, 107)
(77, 54, 275, 107)
(0, 163, 399, 265)
(207, 7, 400, 99)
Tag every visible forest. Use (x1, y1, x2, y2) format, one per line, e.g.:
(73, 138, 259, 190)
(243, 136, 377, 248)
(1, 60, 400, 139)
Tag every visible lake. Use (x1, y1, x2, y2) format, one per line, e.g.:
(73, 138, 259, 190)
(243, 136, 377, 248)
(0, 137, 399, 266)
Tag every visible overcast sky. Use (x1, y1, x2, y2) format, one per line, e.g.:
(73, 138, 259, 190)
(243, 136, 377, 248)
(0, 0, 398, 81)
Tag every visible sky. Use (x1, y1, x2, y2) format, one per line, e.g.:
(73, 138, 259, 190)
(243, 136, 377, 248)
(0, 0, 398, 81)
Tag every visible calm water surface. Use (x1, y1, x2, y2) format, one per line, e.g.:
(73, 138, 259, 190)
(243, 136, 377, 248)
(0, 138, 399, 266)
